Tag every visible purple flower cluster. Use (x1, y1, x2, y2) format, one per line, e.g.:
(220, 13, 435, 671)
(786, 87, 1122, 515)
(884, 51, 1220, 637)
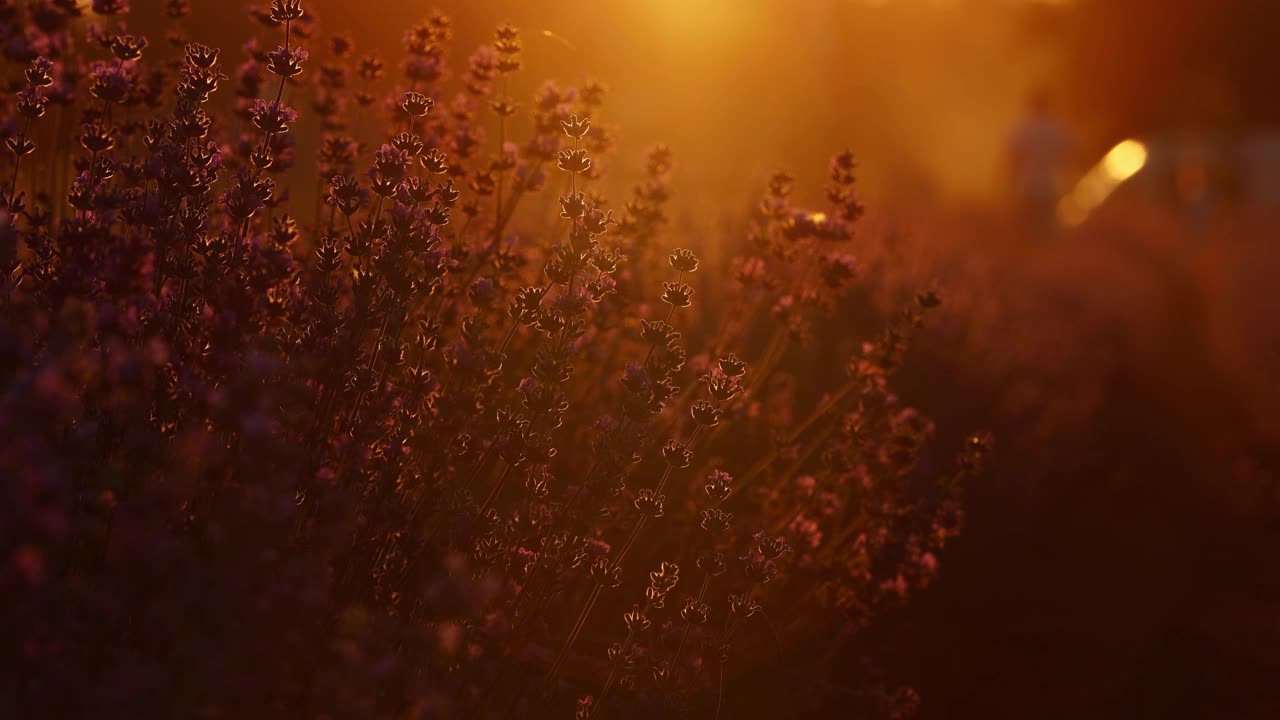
(0, 3, 987, 718)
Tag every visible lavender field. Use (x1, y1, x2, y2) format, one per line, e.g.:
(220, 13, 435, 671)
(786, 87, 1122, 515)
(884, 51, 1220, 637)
(2, 2, 1277, 718)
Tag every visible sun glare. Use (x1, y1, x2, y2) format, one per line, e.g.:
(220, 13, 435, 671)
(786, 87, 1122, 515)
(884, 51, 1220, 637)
(1102, 139, 1149, 182)
(1059, 139, 1149, 226)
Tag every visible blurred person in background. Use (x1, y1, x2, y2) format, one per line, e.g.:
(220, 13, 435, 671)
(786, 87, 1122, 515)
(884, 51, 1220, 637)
(1007, 89, 1073, 238)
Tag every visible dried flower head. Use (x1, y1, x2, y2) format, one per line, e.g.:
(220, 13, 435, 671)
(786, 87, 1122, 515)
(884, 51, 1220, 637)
(634, 488, 666, 518)
(401, 90, 434, 117)
(557, 147, 592, 174)
(561, 113, 591, 140)
(660, 281, 693, 308)
(690, 399, 723, 427)
(699, 508, 733, 534)
(109, 34, 148, 62)
(267, 45, 308, 78)
(668, 247, 699, 273)
(269, 0, 304, 23)
(623, 603, 650, 632)
(25, 57, 55, 88)
(661, 440, 692, 469)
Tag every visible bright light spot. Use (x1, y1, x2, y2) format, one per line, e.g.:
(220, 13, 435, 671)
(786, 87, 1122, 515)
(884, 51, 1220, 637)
(1102, 139, 1148, 182)
(1058, 138, 1148, 227)
(809, 212, 828, 223)
(541, 30, 577, 52)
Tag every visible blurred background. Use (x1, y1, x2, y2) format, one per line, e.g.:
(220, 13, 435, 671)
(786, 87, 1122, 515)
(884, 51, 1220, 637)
(153, 0, 1280, 210)
(159, 0, 1280, 717)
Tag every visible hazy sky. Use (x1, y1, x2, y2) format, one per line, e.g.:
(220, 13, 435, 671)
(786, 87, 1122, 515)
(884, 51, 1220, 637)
(150, 0, 1065, 210)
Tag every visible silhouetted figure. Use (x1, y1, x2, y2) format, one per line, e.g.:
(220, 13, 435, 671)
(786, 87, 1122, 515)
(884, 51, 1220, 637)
(1008, 90, 1072, 237)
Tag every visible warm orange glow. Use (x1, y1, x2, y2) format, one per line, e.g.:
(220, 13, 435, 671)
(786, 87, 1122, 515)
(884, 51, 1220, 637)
(1058, 139, 1149, 226)
(1102, 139, 1149, 182)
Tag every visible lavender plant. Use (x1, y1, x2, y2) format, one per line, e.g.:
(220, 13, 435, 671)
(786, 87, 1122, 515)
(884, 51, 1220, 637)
(0, 3, 988, 717)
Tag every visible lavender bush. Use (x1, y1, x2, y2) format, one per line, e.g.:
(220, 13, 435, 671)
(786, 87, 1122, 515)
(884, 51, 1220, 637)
(0, 2, 988, 717)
